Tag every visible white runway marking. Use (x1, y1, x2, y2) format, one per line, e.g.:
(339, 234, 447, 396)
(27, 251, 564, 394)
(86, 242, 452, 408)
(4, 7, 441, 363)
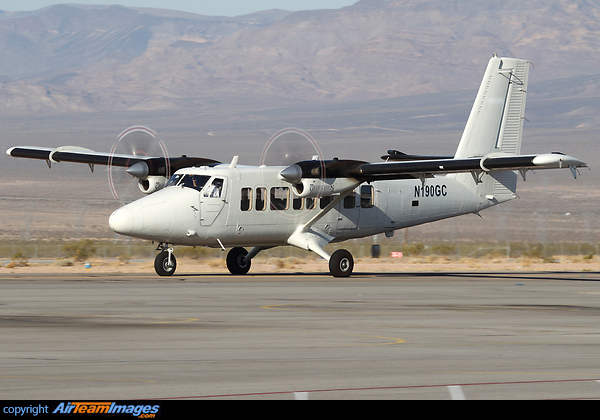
(294, 392, 309, 400)
(448, 386, 466, 400)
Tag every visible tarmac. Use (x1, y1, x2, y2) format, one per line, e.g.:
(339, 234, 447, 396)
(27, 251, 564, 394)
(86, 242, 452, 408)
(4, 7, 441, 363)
(1, 270, 600, 400)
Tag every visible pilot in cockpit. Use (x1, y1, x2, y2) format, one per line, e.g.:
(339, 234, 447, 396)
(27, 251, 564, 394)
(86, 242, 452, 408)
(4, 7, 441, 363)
(191, 176, 202, 190)
(205, 178, 223, 198)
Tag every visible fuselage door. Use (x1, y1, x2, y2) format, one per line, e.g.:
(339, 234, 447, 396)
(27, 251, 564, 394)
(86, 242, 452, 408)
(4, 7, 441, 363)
(357, 184, 376, 229)
(336, 190, 360, 231)
(200, 176, 227, 226)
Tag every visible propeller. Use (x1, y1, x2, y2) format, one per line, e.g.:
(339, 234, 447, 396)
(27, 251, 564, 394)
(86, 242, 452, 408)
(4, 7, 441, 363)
(108, 126, 169, 205)
(258, 128, 328, 219)
(260, 128, 323, 168)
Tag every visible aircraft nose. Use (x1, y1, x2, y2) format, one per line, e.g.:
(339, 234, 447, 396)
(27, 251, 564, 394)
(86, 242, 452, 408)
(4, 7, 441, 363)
(109, 207, 134, 235)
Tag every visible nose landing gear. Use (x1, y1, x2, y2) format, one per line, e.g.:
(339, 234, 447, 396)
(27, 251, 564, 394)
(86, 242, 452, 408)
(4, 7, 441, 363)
(155, 244, 176, 276)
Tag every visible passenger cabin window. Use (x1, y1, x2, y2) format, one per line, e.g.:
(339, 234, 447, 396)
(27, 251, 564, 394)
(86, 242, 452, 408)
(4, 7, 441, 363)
(241, 188, 252, 211)
(344, 192, 356, 209)
(306, 197, 317, 210)
(320, 196, 333, 209)
(361, 185, 374, 208)
(270, 187, 289, 210)
(175, 175, 210, 192)
(256, 187, 267, 211)
(292, 193, 303, 210)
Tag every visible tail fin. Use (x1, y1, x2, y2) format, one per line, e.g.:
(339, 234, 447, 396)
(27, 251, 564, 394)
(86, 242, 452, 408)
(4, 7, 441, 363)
(455, 56, 530, 159)
(454, 56, 530, 203)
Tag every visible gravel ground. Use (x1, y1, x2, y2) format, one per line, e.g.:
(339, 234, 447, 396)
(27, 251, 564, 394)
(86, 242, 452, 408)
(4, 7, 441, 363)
(3, 255, 598, 275)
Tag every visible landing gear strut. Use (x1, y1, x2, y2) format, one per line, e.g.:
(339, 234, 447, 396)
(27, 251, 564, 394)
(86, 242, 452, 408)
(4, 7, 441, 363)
(155, 244, 176, 276)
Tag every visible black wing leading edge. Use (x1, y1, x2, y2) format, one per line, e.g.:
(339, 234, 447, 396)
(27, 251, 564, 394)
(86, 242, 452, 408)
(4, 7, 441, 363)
(6, 146, 220, 177)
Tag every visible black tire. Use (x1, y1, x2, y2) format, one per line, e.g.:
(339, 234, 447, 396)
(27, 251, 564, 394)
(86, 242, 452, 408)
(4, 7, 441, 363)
(155, 250, 177, 276)
(226, 247, 251, 275)
(329, 249, 354, 277)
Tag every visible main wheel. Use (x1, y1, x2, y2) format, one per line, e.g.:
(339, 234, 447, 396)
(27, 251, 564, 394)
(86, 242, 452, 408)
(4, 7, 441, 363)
(226, 247, 251, 275)
(155, 250, 177, 276)
(329, 249, 354, 277)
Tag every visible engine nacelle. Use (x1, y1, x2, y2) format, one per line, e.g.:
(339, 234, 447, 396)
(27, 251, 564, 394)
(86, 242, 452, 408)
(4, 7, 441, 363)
(292, 178, 360, 198)
(138, 176, 167, 194)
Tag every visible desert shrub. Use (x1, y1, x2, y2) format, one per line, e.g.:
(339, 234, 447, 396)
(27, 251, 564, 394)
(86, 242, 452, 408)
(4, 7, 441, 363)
(52, 259, 74, 267)
(62, 239, 97, 262)
(403, 243, 425, 256)
(11, 252, 29, 267)
(525, 243, 545, 259)
(430, 244, 456, 256)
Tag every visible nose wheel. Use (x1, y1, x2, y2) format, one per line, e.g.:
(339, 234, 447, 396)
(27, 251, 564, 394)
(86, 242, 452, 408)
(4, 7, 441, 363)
(155, 248, 177, 276)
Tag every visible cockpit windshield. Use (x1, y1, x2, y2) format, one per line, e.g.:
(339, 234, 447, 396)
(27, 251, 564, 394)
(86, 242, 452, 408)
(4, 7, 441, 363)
(166, 174, 210, 192)
(165, 174, 183, 188)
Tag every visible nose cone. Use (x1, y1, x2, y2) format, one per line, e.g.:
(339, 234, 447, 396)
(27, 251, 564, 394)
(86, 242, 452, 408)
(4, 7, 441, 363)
(109, 207, 134, 235)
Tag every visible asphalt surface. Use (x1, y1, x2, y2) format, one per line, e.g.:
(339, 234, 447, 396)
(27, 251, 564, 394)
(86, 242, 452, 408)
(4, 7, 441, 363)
(1, 270, 600, 400)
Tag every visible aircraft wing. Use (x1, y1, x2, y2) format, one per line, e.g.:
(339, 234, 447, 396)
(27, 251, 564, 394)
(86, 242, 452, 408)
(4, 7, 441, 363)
(6, 145, 220, 176)
(281, 152, 587, 183)
(351, 152, 587, 180)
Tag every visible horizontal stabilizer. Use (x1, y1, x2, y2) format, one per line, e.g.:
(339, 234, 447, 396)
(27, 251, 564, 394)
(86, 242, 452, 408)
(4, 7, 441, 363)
(382, 150, 453, 161)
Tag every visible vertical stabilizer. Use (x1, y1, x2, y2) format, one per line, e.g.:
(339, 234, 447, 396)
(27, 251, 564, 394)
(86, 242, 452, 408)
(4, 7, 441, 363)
(455, 56, 530, 159)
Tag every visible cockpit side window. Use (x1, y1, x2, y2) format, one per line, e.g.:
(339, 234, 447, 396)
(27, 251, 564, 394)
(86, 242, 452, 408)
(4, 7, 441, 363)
(204, 178, 224, 197)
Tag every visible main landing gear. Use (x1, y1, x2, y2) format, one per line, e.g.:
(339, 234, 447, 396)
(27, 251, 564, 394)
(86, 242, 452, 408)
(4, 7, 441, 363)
(328, 249, 354, 277)
(153, 244, 354, 277)
(226, 247, 251, 275)
(225, 246, 354, 277)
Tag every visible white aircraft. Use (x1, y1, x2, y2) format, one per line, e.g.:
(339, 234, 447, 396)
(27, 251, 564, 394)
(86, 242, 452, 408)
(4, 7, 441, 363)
(7, 56, 587, 277)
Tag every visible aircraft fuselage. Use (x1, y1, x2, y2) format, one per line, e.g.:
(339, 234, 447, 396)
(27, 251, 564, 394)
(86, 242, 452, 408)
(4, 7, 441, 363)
(108, 164, 502, 248)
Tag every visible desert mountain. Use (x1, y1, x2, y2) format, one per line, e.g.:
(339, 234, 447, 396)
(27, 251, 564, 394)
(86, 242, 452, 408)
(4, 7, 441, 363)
(0, 0, 599, 115)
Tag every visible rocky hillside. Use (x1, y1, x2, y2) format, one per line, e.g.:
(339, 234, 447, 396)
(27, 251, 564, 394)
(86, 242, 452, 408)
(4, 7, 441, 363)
(0, 0, 599, 114)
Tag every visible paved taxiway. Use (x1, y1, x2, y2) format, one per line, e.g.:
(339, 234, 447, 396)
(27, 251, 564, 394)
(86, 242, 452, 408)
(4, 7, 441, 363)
(1, 270, 600, 400)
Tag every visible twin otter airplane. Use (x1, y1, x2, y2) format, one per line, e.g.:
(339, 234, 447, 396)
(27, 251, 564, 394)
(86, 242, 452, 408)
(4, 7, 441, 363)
(7, 56, 587, 277)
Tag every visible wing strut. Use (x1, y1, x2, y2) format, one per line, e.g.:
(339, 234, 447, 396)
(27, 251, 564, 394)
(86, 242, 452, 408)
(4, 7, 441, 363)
(286, 191, 352, 261)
